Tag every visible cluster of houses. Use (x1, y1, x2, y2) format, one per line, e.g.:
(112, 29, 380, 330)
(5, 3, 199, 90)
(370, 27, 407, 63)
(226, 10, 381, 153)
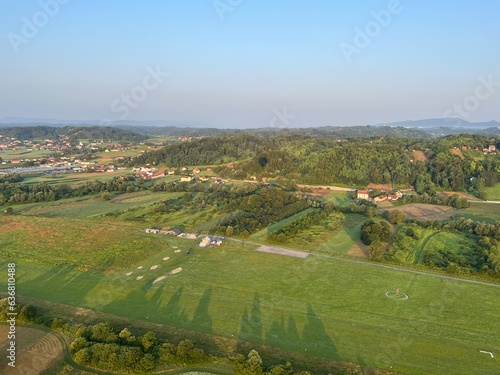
(144, 228, 223, 248)
(356, 189, 404, 203)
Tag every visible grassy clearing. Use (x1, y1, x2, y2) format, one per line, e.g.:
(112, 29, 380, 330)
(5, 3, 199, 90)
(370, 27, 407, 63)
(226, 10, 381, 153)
(2, 238, 499, 375)
(0, 148, 54, 160)
(249, 208, 315, 242)
(461, 202, 500, 223)
(484, 183, 500, 201)
(0, 216, 182, 272)
(314, 214, 364, 256)
(323, 190, 352, 205)
(22, 171, 125, 186)
(3, 191, 182, 219)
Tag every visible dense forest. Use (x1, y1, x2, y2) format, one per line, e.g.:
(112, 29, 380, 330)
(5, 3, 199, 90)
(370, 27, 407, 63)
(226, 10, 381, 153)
(133, 133, 500, 195)
(0, 126, 147, 142)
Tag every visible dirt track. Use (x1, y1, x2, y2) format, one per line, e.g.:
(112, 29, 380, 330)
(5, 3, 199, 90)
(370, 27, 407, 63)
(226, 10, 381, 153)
(257, 245, 309, 258)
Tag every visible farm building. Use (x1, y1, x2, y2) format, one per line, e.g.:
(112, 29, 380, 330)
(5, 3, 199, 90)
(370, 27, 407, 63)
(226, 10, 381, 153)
(165, 228, 183, 236)
(199, 236, 223, 248)
(356, 190, 370, 200)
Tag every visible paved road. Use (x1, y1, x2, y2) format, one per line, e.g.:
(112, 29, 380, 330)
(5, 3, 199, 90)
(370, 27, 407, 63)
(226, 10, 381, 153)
(468, 200, 500, 204)
(227, 238, 500, 289)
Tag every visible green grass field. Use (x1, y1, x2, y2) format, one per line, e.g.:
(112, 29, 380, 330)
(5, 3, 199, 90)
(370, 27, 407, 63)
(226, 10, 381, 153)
(1, 224, 499, 374)
(1, 191, 182, 219)
(1, 190, 500, 374)
(462, 202, 500, 223)
(484, 184, 500, 201)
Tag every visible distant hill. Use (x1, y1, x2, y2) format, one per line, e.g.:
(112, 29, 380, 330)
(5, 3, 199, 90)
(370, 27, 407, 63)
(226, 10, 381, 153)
(375, 118, 500, 129)
(0, 126, 147, 142)
(1, 117, 499, 139)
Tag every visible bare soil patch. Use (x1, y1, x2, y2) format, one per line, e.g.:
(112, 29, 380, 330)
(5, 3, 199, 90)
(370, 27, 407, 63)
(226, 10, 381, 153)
(383, 203, 457, 221)
(367, 183, 392, 190)
(347, 241, 368, 258)
(153, 275, 167, 284)
(309, 187, 331, 197)
(412, 150, 429, 163)
(257, 245, 309, 259)
(449, 148, 464, 159)
(439, 191, 479, 200)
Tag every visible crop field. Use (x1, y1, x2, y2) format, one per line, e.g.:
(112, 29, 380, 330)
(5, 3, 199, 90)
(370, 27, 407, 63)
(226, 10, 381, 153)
(0, 147, 54, 161)
(383, 203, 460, 221)
(0, 324, 65, 373)
(0, 216, 499, 374)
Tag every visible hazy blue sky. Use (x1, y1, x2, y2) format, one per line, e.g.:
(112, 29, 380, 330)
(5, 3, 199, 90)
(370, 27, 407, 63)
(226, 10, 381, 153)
(1, 0, 499, 128)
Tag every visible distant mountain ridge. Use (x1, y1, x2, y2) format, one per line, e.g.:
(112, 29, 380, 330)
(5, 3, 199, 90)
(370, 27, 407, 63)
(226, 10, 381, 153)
(375, 118, 500, 128)
(2, 116, 500, 129)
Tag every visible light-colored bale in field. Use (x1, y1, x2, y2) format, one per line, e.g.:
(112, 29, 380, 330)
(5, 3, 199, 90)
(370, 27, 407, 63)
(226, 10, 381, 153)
(136, 276, 143, 280)
(137, 266, 143, 270)
(153, 275, 167, 284)
(174, 250, 181, 253)
(163, 256, 170, 261)
(125, 272, 133, 276)
(150, 265, 158, 270)
(170, 267, 182, 275)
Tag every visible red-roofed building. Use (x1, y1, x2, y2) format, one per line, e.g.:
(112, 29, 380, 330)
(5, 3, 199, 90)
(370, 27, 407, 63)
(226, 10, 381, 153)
(356, 190, 370, 200)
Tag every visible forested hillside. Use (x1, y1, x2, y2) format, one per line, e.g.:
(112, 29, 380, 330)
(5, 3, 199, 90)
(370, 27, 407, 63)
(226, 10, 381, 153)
(133, 133, 500, 195)
(0, 126, 147, 142)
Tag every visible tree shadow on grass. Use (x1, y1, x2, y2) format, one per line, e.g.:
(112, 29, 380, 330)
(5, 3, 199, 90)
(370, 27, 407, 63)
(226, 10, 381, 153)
(191, 288, 213, 334)
(302, 304, 338, 359)
(238, 294, 263, 345)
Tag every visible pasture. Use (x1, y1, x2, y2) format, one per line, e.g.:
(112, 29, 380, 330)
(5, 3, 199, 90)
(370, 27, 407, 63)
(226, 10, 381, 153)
(462, 202, 500, 223)
(484, 183, 500, 201)
(1, 214, 499, 374)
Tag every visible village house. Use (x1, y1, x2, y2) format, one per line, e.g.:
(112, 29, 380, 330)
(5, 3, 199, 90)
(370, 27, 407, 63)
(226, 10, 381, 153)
(180, 175, 192, 182)
(356, 189, 370, 200)
(193, 167, 201, 174)
(167, 169, 175, 175)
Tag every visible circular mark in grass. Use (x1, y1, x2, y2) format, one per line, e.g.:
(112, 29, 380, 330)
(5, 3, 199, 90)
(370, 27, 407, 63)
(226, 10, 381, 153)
(386, 291, 409, 301)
